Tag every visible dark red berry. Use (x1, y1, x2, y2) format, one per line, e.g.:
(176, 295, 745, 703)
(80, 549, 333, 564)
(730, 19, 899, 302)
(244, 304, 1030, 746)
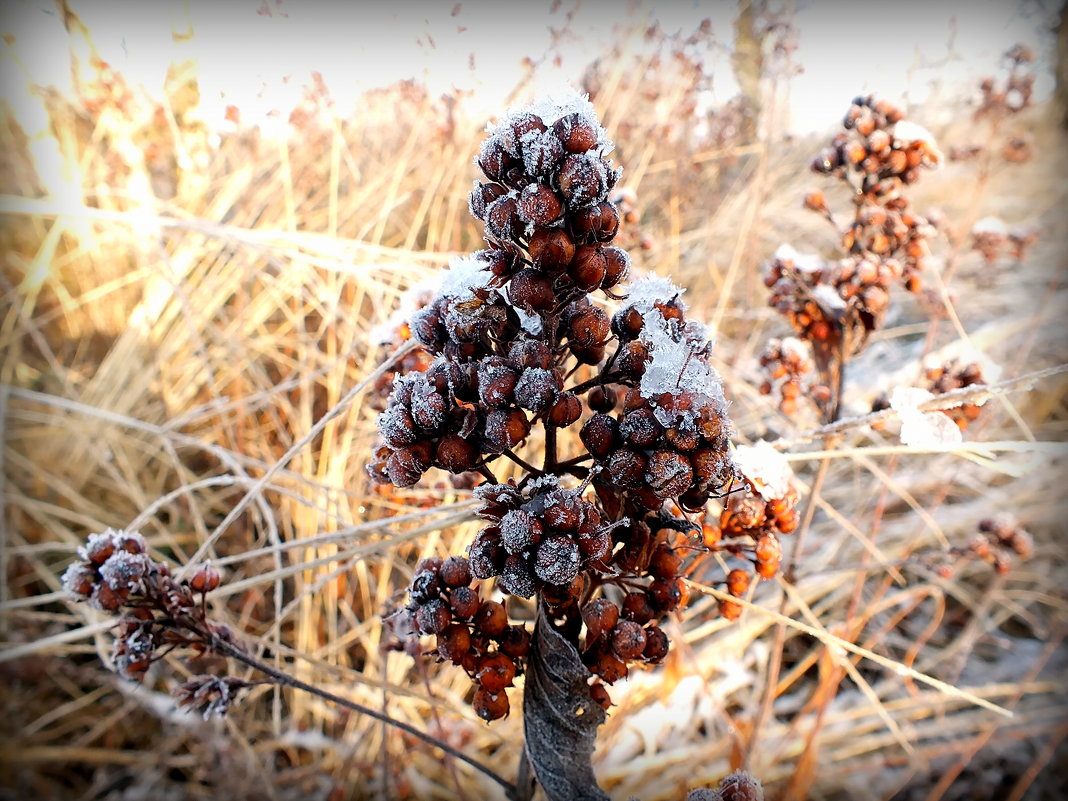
(439, 556, 473, 588)
(477, 652, 517, 692)
(473, 600, 508, 637)
(472, 686, 510, 721)
(611, 620, 648, 660)
(580, 414, 619, 459)
(482, 408, 531, 453)
(415, 599, 451, 635)
(548, 392, 582, 427)
(582, 598, 620, 641)
(642, 626, 669, 662)
(528, 228, 575, 272)
(517, 182, 562, 226)
(553, 113, 599, 153)
(533, 535, 581, 586)
(508, 268, 555, 313)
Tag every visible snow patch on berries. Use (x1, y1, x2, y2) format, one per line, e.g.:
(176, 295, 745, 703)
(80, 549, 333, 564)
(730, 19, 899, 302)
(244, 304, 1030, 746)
(523, 474, 562, 497)
(499, 87, 611, 151)
(99, 551, 149, 592)
(892, 120, 938, 148)
(773, 243, 824, 274)
(811, 283, 847, 313)
(733, 441, 793, 501)
(890, 387, 963, 448)
(971, 216, 1008, 237)
(622, 274, 686, 315)
(637, 310, 727, 425)
(514, 306, 543, 335)
(437, 254, 492, 302)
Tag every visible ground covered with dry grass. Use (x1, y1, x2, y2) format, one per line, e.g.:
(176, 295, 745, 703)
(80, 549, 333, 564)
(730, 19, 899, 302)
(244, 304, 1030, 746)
(2, 26, 1067, 801)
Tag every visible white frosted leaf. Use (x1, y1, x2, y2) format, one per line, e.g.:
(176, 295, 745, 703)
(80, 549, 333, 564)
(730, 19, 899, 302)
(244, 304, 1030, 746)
(890, 386, 963, 448)
(733, 441, 794, 500)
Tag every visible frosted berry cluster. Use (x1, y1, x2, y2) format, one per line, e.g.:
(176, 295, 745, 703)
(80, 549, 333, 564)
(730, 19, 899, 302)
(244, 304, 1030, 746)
(62, 529, 229, 682)
(763, 97, 941, 421)
(701, 443, 800, 620)
(394, 554, 530, 721)
(372, 92, 740, 719)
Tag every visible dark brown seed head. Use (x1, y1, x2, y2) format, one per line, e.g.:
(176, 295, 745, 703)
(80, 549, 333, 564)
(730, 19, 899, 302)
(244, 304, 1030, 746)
(533, 535, 581, 586)
(570, 201, 620, 244)
(645, 450, 693, 499)
(514, 367, 560, 413)
(437, 623, 472, 663)
(593, 649, 628, 684)
(568, 245, 608, 292)
(621, 591, 655, 624)
(500, 554, 536, 598)
(611, 620, 648, 660)
(473, 600, 508, 637)
(557, 154, 608, 209)
(436, 434, 479, 474)
(547, 392, 583, 427)
(500, 112, 546, 156)
(582, 598, 620, 641)
(498, 625, 531, 659)
(415, 599, 451, 635)
(552, 112, 599, 153)
(607, 448, 647, 489)
(477, 652, 518, 693)
(468, 530, 505, 579)
(528, 227, 575, 273)
(567, 305, 610, 349)
(580, 413, 619, 459)
(620, 407, 665, 448)
(482, 408, 531, 453)
(611, 307, 645, 340)
(508, 338, 554, 370)
(472, 686, 510, 721)
(486, 195, 521, 241)
(642, 625, 669, 662)
(601, 246, 630, 289)
(508, 268, 556, 312)
(587, 385, 617, 412)
(450, 586, 481, 619)
(439, 555, 473, 588)
(477, 359, 519, 409)
(517, 182, 563, 227)
(469, 181, 508, 220)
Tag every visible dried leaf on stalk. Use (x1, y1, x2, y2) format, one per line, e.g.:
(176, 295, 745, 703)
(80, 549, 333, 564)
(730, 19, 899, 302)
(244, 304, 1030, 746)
(523, 605, 609, 801)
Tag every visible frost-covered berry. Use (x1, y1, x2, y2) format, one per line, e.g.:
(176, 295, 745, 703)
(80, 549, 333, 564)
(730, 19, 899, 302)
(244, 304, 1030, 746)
(533, 535, 581, 586)
(610, 620, 647, 660)
(557, 154, 608, 209)
(514, 367, 559, 413)
(645, 450, 693, 499)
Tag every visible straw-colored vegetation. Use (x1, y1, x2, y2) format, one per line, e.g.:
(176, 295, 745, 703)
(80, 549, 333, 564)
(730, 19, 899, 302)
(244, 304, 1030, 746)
(1, 13, 1066, 801)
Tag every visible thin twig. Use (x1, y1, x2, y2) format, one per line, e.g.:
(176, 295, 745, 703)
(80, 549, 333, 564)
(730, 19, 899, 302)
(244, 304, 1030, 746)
(207, 633, 519, 799)
(773, 364, 1067, 449)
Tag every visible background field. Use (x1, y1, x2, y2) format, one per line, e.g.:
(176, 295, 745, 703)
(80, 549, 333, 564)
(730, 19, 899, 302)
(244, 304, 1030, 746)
(1, 3, 1067, 800)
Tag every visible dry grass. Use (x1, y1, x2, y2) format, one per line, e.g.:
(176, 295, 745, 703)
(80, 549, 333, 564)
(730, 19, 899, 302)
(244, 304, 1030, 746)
(1, 24, 1067, 801)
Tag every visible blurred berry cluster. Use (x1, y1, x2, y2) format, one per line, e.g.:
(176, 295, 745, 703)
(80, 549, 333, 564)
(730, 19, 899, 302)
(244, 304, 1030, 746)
(758, 336, 828, 417)
(763, 96, 942, 421)
(62, 529, 243, 716)
(371, 92, 744, 718)
(923, 358, 986, 431)
(932, 515, 1034, 578)
(970, 216, 1038, 266)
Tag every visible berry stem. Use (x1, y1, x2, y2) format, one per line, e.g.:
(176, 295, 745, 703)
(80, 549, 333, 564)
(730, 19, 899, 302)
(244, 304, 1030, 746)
(503, 448, 542, 476)
(202, 627, 520, 799)
(566, 371, 624, 396)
